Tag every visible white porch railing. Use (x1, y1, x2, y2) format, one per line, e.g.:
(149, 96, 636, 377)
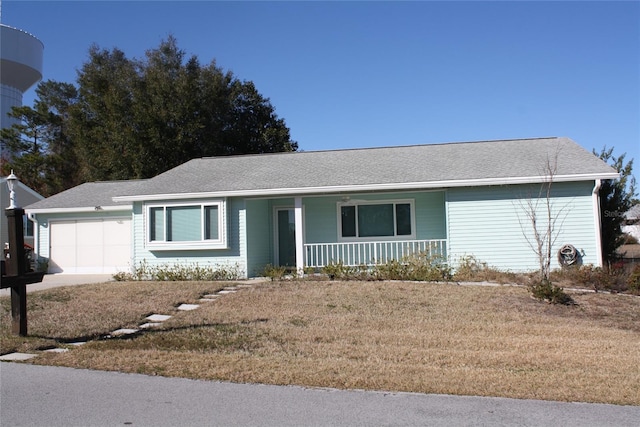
(304, 239, 447, 268)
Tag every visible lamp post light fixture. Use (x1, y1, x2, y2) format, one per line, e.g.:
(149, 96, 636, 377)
(6, 169, 18, 209)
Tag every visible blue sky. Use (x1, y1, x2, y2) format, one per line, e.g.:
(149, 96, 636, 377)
(3, 1, 639, 180)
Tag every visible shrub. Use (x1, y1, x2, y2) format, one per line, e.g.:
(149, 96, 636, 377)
(322, 253, 451, 282)
(452, 255, 516, 283)
(322, 262, 367, 280)
(372, 253, 451, 282)
(529, 279, 574, 305)
(113, 261, 243, 281)
(627, 265, 640, 295)
(260, 264, 287, 281)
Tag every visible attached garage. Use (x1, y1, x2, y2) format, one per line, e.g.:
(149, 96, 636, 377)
(25, 179, 143, 276)
(48, 217, 131, 274)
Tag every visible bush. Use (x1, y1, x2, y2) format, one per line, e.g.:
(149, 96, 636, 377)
(260, 264, 287, 281)
(372, 253, 451, 282)
(322, 253, 451, 282)
(452, 255, 516, 283)
(627, 265, 640, 295)
(113, 261, 243, 281)
(529, 279, 574, 305)
(322, 262, 368, 280)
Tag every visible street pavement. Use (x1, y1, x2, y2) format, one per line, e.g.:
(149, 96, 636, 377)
(1, 362, 638, 426)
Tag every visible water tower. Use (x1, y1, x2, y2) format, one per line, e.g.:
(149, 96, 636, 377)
(0, 23, 43, 148)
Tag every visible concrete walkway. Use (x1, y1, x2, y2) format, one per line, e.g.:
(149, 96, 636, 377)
(1, 362, 638, 427)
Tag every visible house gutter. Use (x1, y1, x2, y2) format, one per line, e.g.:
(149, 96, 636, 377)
(25, 205, 132, 215)
(27, 212, 39, 260)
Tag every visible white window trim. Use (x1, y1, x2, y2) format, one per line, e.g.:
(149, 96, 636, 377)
(145, 199, 227, 250)
(336, 199, 416, 242)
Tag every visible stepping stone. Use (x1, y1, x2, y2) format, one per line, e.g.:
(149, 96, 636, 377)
(223, 287, 238, 290)
(198, 298, 217, 302)
(0, 352, 37, 361)
(44, 348, 69, 353)
(111, 328, 139, 336)
(236, 284, 253, 288)
(139, 322, 162, 329)
(69, 342, 86, 346)
(146, 314, 172, 322)
(202, 294, 220, 299)
(177, 304, 199, 311)
(217, 290, 236, 295)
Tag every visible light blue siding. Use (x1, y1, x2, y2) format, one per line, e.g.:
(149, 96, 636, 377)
(131, 198, 248, 277)
(446, 181, 598, 272)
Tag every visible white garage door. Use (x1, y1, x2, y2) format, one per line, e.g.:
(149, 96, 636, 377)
(49, 218, 131, 274)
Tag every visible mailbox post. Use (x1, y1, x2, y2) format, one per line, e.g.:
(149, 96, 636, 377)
(2, 171, 44, 336)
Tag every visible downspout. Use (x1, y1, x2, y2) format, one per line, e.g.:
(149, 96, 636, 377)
(592, 179, 603, 267)
(294, 197, 304, 276)
(27, 212, 39, 265)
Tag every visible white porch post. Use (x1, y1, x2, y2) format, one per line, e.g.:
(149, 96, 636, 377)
(294, 197, 304, 275)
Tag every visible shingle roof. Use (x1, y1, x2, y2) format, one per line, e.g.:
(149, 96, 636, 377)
(26, 137, 619, 210)
(117, 137, 617, 200)
(25, 179, 147, 210)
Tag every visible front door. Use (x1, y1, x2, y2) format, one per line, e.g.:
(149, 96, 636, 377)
(276, 208, 296, 267)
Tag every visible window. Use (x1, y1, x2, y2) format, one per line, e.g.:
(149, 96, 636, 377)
(147, 201, 226, 249)
(23, 216, 34, 238)
(338, 200, 415, 240)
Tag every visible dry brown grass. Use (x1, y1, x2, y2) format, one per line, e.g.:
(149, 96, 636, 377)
(0, 281, 223, 352)
(2, 280, 639, 405)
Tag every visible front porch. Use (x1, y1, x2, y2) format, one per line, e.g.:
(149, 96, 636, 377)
(261, 192, 448, 273)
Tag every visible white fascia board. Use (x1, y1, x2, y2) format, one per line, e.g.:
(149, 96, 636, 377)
(112, 172, 620, 202)
(25, 205, 132, 215)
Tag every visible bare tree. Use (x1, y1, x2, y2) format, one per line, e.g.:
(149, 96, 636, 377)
(515, 152, 569, 282)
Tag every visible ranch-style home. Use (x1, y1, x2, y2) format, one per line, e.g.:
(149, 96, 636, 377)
(24, 137, 618, 277)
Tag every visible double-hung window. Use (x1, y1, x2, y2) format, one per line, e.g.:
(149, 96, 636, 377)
(338, 200, 415, 240)
(147, 200, 226, 249)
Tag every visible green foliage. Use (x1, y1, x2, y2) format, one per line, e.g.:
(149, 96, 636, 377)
(260, 264, 287, 281)
(2, 37, 296, 188)
(451, 255, 516, 283)
(372, 253, 451, 282)
(322, 253, 451, 282)
(322, 262, 367, 281)
(113, 261, 242, 281)
(72, 36, 296, 182)
(625, 265, 640, 295)
(1, 82, 80, 196)
(573, 264, 613, 292)
(594, 147, 638, 264)
(529, 279, 574, 305)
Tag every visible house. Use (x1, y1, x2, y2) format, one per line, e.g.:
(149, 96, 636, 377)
(25, 137, 618, 277)
(1, 175, 44, 248)
(622, 204, 640, 241)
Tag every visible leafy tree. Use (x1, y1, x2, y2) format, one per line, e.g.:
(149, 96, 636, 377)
(71, 36, 297, 181)
(594, 147, 638, 264)
(2, 36, 296, 189)
(0, 81, 78, 196)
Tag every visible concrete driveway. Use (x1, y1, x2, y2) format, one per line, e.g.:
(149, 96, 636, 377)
(0, 273, 113, 296)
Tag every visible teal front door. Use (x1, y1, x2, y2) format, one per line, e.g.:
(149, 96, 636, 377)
(276, 208, 296, 267)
